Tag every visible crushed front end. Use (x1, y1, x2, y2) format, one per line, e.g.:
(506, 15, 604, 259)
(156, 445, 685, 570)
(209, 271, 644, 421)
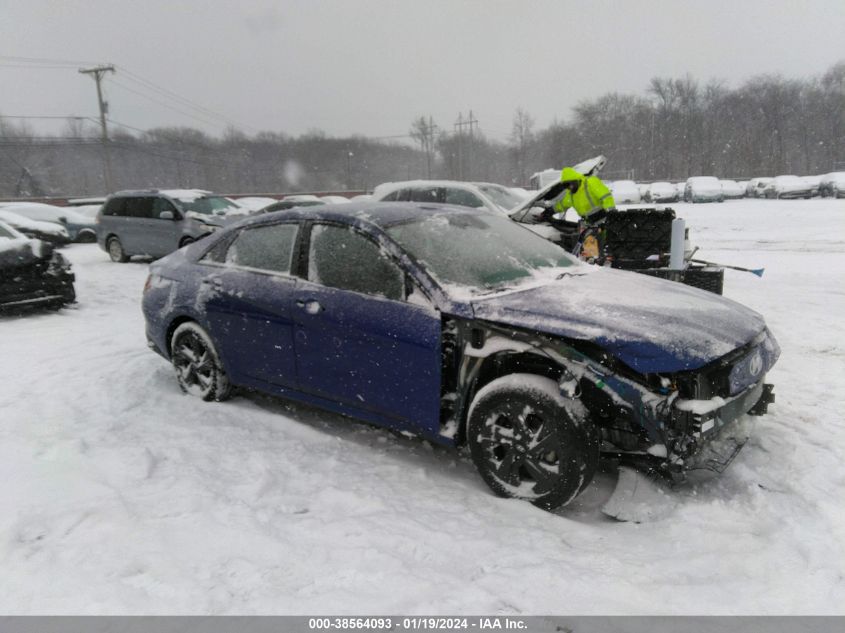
(587, 327, 781, 481)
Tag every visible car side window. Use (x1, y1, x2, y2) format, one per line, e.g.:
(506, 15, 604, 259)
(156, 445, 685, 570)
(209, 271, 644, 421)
(152, 198, 179, 220)
(224, 223, 298, 274)
(102, 198, 126, 216)
(381, 190, 400, 202)
(124, 197, 155, 219)
(444, 188, 484, 208)
(410, 187, 442, 203)
(308, 224, 404, 301)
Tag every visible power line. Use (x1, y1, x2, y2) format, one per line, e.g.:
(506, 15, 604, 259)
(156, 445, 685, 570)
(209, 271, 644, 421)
(106, 78, 231, 131)
(116, 66, 257, 132)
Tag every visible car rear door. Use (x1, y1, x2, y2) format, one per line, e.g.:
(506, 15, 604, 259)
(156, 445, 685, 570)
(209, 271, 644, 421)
(292, 222, 442, 436)
(200, 222, 300, 389)
(122, 196, 158, 254)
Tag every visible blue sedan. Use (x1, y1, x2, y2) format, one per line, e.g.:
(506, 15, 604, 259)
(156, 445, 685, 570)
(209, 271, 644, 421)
(142, 203, 778, 510)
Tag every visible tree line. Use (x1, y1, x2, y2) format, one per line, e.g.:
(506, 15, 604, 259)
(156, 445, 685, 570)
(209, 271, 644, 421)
(1, 61, 842, 198)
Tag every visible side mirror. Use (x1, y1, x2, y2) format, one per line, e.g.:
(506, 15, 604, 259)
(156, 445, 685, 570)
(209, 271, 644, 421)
(160, 211, 175, 220)
(58, 216, 68, 224)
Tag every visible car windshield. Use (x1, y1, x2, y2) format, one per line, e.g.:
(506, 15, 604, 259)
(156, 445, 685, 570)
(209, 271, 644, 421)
(386, 212, 577, 293)
(476, 184, 522, 211)
(177, 196, 239, 215)
(0, 224, 16, 239)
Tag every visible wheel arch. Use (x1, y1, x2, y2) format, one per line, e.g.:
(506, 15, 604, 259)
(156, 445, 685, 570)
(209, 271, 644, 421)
(455, 350, 566, 446)
(164, 315, 198, 358)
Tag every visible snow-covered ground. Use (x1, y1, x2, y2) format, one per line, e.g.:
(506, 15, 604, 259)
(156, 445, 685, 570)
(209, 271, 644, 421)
(1, 199, 843, 614)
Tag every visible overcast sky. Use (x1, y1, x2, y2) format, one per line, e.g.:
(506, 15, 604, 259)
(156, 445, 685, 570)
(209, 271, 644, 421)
(1, 0, 843, 142)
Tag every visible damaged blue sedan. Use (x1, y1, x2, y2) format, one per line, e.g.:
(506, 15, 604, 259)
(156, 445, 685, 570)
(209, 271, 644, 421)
(142, 203, 778, 511)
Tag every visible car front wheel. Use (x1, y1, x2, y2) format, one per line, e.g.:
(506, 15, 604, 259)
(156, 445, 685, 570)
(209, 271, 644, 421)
(467, 374, 599, 510)
(170, 322, 231, 402)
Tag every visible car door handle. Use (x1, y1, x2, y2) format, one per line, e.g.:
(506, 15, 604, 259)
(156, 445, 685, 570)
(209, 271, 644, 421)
(296, 299, 323, 314)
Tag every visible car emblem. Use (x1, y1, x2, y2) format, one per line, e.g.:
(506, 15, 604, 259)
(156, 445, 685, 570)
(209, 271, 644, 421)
(749, 352, 763, 377)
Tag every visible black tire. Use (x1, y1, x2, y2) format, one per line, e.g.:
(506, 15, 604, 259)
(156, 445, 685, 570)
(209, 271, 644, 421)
(467, 374, 599, 511)
(170, 322, 231, 402)
(107, 236, 129, 262)
(76, 229, 97, 243)
(179, 236, 195, 248)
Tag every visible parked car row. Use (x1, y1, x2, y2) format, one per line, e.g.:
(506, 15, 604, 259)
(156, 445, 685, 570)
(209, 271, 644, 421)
(0, 202, 97, 242)
(610, 172, 845, 204)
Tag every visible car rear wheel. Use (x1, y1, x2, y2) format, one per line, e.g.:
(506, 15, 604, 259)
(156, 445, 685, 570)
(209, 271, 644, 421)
(179, 237, 195, 248)
(170, 322, 231, 402)
(107, 236, 129, 263)
(467, 374, 599, 510)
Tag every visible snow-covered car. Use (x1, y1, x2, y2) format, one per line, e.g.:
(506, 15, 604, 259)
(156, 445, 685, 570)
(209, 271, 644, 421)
(720, 179, 745, 200)
(69, 204, 103, 218)
(0, 202, 97, 242)
(228, 196, 279, 213)
(257, 195, 327, 213)
(142, 203, 778, 511)
(320, 195, 351, 205)
(609, 180, 641, 204)
(529, 169, 562, 190)
(762, 175, 814, 199)
(684, 177, 724, 203)
(746, 177, 773, 198)
(97, 189, 244, 262)
(801, 175, 822, 197)
(644, 181, 679, 203)
(819, 172, 845, 198)
(66, 196, 106, 207)
(0, 209, 71, 246)
(0, 219, 75, 311)
(372, 180, 523, 215)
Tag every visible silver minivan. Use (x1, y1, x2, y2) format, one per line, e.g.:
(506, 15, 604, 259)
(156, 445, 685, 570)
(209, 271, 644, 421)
(97, 189, 244, 262)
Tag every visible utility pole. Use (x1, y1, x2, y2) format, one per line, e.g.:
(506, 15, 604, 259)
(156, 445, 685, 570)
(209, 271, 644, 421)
(454, 112, 464, 180)
(79, 64, 115, 192)
(466, 110, 478, 180)
(425, 115, 438, 178)
(454, 111, 478, 180)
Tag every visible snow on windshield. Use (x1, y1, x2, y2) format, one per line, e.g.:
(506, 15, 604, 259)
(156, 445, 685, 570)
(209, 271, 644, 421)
(386, 212, 577, 295)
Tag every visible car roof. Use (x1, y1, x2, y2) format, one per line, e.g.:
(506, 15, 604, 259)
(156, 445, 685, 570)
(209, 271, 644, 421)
(241, 201, 482, 230)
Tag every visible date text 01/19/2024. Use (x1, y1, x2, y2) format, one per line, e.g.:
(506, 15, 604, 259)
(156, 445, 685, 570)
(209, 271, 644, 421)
(307, 617, 528, 630)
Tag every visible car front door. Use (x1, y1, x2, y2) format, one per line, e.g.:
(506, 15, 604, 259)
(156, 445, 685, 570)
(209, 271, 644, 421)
(292, 223, 442, 436)
(200, 222, 300, 389)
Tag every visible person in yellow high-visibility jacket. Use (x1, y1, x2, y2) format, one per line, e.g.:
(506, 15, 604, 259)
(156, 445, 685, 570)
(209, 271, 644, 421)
(553, 166, 615, 218)
(550, 167, 616, 260)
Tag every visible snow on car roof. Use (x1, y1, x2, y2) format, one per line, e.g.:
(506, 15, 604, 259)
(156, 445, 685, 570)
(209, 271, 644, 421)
(159, 189, 215, 201)
(687, 176, 720, 183)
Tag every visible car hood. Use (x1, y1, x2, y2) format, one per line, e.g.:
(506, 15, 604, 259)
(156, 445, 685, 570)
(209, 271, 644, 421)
(469, 267, 766, 373)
